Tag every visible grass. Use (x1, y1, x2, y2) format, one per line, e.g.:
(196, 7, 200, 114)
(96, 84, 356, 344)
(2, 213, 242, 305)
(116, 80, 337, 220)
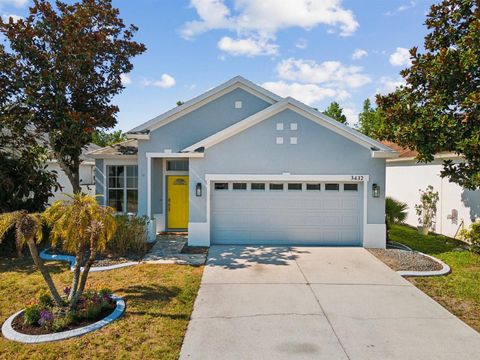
(390, 224, 480, 332)
(0, 256, 203, 360)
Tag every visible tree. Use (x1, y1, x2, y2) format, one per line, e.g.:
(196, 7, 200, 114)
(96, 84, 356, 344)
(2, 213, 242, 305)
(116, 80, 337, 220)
(0, 0, 146, 193)
(322, 102, 347, 124)
(357, 99, 383, 138)
(44, 194, 116, 307)
(91, 129, 127, 147)
(0, 44, 59, 214)
(376, 0, 480, 189)
(0, 194, 116, 309)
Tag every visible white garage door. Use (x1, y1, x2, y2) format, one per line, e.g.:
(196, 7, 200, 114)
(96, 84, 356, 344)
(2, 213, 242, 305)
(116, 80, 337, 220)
(211, 181, 363, 246)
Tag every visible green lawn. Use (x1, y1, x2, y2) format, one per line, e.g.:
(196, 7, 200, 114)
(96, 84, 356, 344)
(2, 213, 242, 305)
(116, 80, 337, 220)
(390, 224, 480, 332)
(0, 257, 203, 359)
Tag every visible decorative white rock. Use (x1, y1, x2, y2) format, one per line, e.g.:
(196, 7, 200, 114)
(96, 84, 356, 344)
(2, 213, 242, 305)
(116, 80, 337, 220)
(1, 297, 125, 343)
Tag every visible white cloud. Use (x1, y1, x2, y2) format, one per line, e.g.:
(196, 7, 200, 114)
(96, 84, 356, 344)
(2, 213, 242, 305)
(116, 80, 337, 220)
(120, 74, 132, 86)
(0, 0, 28, 7)
(262, 81, 337, 105)
(343, 107, 358, 125)
(389, 47, 412, 66)
(375, 76, 406, 95)
(276, 58, 371, 89)
(295, 38, 308, 49)
(218, 36, 278, 56)
(1, 13, 21, 22)
(143, 74, 176, 89)
(182, 0, 359, 56)
(385, 1, 416, 16)
(352, 48, 367, 60)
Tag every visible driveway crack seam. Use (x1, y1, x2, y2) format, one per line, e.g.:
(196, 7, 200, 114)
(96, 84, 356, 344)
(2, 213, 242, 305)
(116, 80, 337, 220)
(289, 247, 352, 360)
(193, 312, 323, 320)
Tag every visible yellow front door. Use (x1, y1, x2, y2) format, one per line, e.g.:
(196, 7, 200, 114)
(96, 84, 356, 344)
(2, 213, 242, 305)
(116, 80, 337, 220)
(167, 176, 189, 229)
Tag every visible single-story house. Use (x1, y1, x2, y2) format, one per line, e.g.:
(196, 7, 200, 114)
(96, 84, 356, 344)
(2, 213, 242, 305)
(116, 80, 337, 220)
(88, 76, 398, 248)
(48, 143, 100, 203)
(384, 141, 479, 238)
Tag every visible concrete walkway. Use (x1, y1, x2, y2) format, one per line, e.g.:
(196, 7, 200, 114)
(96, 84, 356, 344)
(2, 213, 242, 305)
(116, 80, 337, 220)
(180, 246, 480, 360)
(143, 234, 206, 266)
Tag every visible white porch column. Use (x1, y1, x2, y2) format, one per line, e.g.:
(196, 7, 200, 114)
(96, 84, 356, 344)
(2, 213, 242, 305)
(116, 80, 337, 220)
(147, 154, 152, 219)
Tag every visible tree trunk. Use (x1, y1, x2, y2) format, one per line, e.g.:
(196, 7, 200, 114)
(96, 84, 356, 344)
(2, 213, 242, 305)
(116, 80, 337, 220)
(55, 152, 81, 194)
(25, 236, 63, 307)
(68, 251, 83, 301)
(70, 250, 96, 308)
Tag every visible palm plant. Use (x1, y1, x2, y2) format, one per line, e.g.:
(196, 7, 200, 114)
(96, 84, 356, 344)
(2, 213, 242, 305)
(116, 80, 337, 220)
(0, 211, 63, 306)
(0, 194, 116, 309)
(385, 197, 408, 242)
(44, 193, 116, 307)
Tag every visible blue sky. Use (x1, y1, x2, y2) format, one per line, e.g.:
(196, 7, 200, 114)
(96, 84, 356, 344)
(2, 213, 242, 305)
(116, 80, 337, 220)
(0, 0, 436, 131)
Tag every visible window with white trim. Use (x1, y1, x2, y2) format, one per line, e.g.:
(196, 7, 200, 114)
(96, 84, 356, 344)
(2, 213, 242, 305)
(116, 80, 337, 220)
(107, 165, 138, 213)
(290, 123, 298, 130)
(290, 136, 297, 145)
(214, 183, 229, 190)
(233, 182, 247, 190)
(276, 122, 284, 130)
(325, 183, 340, 191)
(251, 183, 265, 190)
(306, 184, 321, 191)
(344, 183, 358, 191)
(167, 160, 188, 171)
(288, 183, 302, 191)
(276, 137, 284, 144)
(269, 183, 284, 190)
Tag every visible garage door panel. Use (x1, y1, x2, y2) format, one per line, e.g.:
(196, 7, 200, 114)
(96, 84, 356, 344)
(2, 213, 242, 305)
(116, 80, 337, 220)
(211, 182, 362, 246)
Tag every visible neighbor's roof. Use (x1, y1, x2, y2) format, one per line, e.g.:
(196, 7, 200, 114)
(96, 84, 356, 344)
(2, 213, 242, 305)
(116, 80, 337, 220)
(87, 139, 138, 159)
(381, 141, 462, 162)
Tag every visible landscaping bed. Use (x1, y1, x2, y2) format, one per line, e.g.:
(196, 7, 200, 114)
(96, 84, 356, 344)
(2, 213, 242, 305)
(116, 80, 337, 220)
(0, 258, 203, 358)
(390, 224, 480, 332)
(369, 248, 442, 271)
(181, 244, 209, 255)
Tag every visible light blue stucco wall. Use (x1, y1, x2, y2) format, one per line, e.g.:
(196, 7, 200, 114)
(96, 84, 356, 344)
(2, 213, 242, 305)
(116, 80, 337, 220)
(189, 109, 386, 224)
(95, 159, 105, 201)
(137, 88, 272, 216)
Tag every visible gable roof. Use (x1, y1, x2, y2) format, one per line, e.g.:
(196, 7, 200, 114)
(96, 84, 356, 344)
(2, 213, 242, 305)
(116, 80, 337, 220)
(127, 76, 283, 137)
(182, 97, 398, 158)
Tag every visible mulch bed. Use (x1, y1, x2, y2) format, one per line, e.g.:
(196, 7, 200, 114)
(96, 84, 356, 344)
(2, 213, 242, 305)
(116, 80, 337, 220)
(369, 248, 443, 272)
(11, 306, 116, 336)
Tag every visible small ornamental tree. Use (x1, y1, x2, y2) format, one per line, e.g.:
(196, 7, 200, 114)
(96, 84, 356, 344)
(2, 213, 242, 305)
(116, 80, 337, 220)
(322, 102, 347, 124)
(0, 194, 116, 309)
(0, 0, 146, 193)
(415, 186, 440, 231)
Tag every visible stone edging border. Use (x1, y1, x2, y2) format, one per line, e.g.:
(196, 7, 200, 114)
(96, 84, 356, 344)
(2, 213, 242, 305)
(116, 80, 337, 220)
(1, 296, 125, 343)
(40, 249, 140, 272)
(397, 251, 451, 277)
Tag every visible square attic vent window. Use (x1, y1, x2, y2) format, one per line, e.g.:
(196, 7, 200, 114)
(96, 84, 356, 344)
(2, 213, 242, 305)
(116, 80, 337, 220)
(235, 101, 242, 109)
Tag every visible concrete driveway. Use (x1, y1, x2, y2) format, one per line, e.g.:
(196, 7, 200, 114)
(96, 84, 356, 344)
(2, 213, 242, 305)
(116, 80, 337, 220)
(180, 246, 480, 360)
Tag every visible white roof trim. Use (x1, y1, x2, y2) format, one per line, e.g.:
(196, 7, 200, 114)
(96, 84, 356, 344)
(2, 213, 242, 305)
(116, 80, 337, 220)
(146, 152, 204, 158)
(386, 153, 462, 163)
(182, 97, 399, 157)
(128, 76, 283, 134)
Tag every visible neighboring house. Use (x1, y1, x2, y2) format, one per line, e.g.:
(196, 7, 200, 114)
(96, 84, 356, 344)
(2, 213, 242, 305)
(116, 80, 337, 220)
(48, 143, 100, 203)
(384, 141, 480, 238)
(88, 76, 398, 248)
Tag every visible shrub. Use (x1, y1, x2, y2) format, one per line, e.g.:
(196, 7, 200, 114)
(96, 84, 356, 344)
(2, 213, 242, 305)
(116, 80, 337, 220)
(23, 305, 41, 325)
(106, 215, 148, 256)
(415, 185, 439, 230)
(459, 221, 480, 254)
(50, 312, 74, 332)
(36, 289, 53, 308)
(385, 197, 408, 227)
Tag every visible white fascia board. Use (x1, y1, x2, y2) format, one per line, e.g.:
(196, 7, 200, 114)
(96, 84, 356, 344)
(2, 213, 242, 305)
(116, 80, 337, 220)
(128, 76, 282, 134)
(205, 174, 370, 182)
(88, 154, 138, 160)
(126, 133, 150, 140)
(371, 150, 400, 159)
(146, 152, 204, 158)
(386, 152, 462, 163)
